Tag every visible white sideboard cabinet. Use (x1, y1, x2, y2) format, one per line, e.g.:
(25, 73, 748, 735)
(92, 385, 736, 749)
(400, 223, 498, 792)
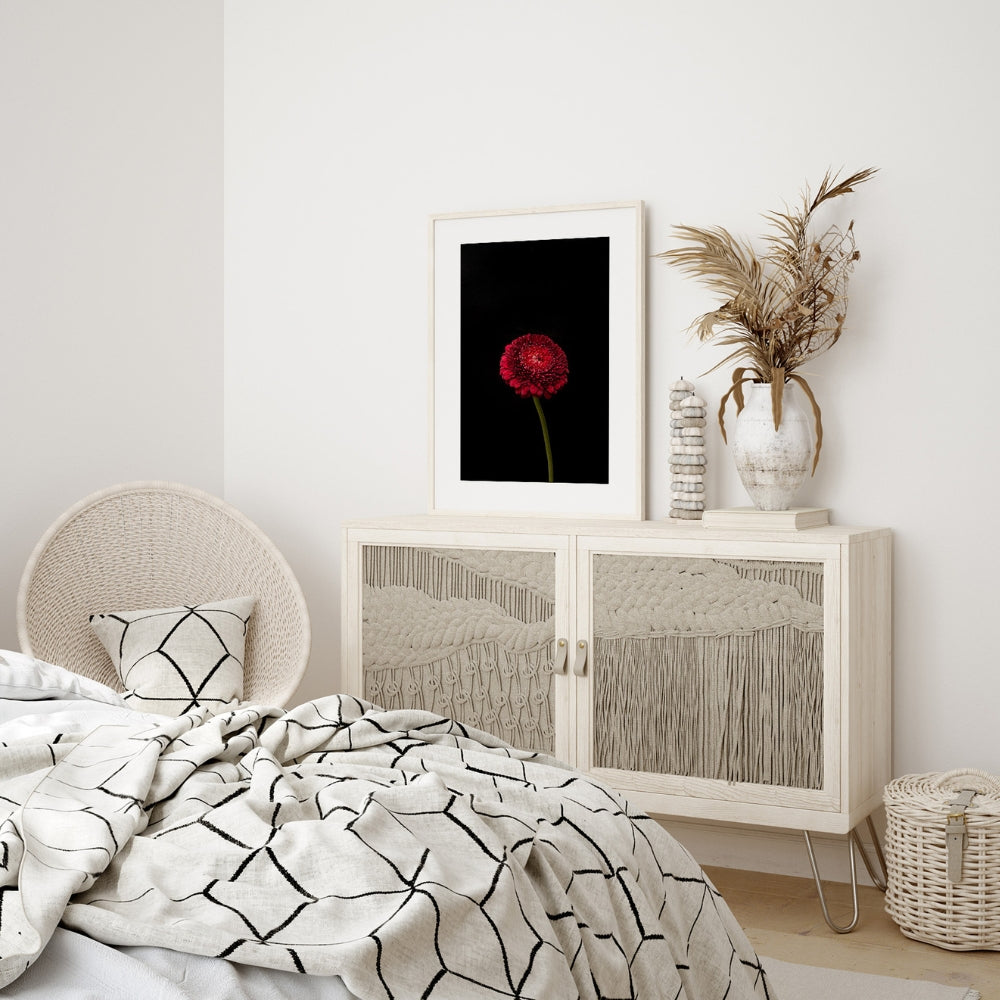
(342, 516, 891, 842)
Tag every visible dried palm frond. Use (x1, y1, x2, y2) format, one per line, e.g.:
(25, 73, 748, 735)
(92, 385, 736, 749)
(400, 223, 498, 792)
(655, 167, 876, 472)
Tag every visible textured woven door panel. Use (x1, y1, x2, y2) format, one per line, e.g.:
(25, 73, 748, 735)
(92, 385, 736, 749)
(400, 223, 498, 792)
(590, 553, 825, 789)
(361, 544, 557, 753)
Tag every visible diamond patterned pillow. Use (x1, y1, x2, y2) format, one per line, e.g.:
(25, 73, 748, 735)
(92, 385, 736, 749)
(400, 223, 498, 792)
(89, 597, 255, 716)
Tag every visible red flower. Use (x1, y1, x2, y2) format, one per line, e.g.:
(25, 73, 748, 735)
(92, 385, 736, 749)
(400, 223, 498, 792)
(499, 334, 569, 399)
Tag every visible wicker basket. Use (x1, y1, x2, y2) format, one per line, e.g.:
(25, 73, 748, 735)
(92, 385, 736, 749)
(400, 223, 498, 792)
(884, 769, 1000, 950)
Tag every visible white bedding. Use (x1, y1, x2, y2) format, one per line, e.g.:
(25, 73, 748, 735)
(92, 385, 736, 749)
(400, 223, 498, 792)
(2, 927, 360, 1000)
(0, 653, 774, 999)
(0, 649, 167, 738)
(0, 698, 164, 739)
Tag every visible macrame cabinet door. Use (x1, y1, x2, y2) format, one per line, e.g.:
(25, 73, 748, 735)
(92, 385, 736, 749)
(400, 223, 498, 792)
(359, 542, 561, 754)
(587, 552, 825, 789)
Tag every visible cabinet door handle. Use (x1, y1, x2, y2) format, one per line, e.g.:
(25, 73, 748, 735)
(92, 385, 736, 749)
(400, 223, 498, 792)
(553, 638, 568, 674)
(572, 638, 588, 676)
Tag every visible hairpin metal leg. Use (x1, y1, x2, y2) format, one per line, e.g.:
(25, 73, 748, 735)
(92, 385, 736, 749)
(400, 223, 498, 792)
(802, 816, 889, 933)
(803, 828, 860, 933)
(851, 814, 888, 892)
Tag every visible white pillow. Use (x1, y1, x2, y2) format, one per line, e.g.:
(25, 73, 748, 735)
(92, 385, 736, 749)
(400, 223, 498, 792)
(89, 597, 254, 716)
(0, 649, 127, 706)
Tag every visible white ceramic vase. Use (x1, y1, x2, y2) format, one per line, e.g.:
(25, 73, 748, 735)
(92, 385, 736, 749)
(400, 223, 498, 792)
(730, 381, 813, 511)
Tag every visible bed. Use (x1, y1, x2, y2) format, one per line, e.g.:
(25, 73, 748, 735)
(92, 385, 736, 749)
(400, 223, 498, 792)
(0, 483, 775, 998)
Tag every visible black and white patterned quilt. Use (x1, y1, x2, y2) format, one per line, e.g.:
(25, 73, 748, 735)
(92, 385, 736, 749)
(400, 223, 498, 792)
(0, 696, 773, 998)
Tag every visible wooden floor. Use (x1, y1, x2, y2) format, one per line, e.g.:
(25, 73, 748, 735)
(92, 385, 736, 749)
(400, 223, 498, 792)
(706, 866, 999, 995)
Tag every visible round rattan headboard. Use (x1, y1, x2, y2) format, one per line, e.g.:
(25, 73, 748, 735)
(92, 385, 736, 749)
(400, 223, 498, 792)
(16, 481, 311, 707)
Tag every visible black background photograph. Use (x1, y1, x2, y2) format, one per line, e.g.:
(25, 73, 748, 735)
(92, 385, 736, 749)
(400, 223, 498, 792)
(459, 236, 610, 484)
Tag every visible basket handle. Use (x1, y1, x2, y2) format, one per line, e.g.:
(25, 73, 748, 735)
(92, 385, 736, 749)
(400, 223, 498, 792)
(932, 768, 1000, 795)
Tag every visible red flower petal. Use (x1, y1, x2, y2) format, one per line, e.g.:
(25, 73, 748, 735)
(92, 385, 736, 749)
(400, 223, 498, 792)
(499, 334, 569, 399)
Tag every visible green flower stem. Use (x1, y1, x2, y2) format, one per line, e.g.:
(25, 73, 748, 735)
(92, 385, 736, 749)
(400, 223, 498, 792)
(532, 396, 554, 483)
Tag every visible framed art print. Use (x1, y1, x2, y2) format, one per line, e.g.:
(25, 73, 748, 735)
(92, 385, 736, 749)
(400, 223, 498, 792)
(429, 201, 645, 518)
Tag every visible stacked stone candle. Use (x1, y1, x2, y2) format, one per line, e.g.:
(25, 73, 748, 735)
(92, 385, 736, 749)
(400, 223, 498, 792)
(669, 378, 707, 520)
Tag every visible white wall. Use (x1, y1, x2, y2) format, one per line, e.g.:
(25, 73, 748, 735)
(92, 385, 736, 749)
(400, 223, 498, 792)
(0, 0, 224, 646)
(225, 0, 1000, 876)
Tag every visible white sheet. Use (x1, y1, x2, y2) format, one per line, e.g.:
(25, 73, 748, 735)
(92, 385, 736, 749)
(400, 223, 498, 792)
(0, 649, 129, 705)
(0, 697, 165, 740)
(3, 928, 359, 1000)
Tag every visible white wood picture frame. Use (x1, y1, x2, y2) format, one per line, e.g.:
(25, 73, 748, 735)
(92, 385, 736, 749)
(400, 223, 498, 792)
(429, 201, 645, 518)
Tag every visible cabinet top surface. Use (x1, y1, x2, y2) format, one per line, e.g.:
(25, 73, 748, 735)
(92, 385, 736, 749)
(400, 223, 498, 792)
(342, 514, 890, 543)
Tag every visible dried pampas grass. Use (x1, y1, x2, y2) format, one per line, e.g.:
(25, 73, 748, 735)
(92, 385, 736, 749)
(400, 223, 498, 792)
(656, 167, 877, 472)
